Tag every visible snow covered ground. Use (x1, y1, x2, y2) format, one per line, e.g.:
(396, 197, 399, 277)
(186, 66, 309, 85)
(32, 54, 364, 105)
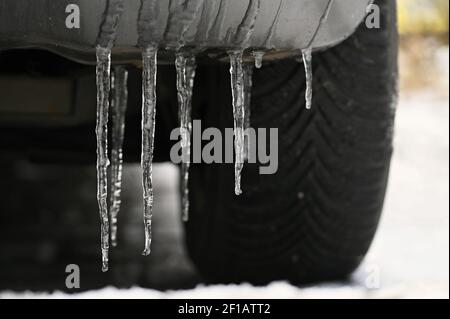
(1, 87, 448, 299)
(363, 90, 449, 299)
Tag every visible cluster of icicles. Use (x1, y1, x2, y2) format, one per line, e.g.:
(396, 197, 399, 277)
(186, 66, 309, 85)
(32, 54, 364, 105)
(96, 47, 315, 272)
(94, 0, 332, 272)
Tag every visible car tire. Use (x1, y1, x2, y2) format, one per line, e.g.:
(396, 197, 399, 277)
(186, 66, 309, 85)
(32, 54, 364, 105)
(185, 0, 398, 284)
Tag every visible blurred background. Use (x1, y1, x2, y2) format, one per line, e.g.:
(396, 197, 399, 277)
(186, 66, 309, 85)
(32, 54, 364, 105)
(398, 0, 448, 94)
(0, 0, 448, 298)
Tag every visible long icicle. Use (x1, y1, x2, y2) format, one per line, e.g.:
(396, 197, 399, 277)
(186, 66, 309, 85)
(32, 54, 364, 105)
(141, 46, 158, 256)
(95, 0, 124, 272)
(95, 46, 112, 272)
(109, 66, 128, 247)
(229, 51, 246, 195)
(243, 64, 254, 161)
(175, 53, 196, 222)
(301, 48, 313, 110)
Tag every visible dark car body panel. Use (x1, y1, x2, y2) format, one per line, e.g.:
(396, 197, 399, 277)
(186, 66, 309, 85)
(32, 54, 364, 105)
(0, 0, 372, 64)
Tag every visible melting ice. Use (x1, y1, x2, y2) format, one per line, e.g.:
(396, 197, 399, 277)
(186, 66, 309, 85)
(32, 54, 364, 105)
(229, 51, 246, 195)
(252, 51, 264, 69)
(95, 46, 112, 272)
(300, 0, 334, 110)
(90, 0, 336, 271)
(175, 53, 197, 222)
(94, 0, 124, 271)
(302, 48, 313, 110)
(141, 46, 158, 256)
(109, 66, 128, 247)
(243, 64, 254, 161)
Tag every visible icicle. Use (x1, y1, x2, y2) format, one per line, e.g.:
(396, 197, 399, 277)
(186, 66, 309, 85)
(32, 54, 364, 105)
(94, 0, 124, 271)
(243, 64, 254, 161)
(302, 48, 313, 110)
(229, 51, 246, 195)
(95, 46, 111, 272)
(109, 66, 128, 247)
(299, 0, 334, 110)
(141, 46, 158, 256)
(252, 51, 264, 69)
(175, 53, 197, 222)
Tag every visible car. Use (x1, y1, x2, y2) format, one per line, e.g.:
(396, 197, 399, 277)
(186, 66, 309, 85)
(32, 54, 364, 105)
(0, 0, 398, 287)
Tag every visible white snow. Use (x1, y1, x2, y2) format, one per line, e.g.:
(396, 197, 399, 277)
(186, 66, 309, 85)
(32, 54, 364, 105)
(364, 89, 449, 299)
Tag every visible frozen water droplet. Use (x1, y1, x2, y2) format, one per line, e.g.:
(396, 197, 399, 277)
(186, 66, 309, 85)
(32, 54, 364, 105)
(95, 46, 111, 272)
(302, 48, 313, 110)
(141, 46, 158, 256)
(109, 66, 128, 248)
(229, 51, 246, 195)
(175, 52, 197, 222)
(252, 51, 264, 69)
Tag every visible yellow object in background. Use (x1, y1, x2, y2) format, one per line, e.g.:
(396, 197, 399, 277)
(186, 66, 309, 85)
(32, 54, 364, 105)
(398, 0, 449, 35)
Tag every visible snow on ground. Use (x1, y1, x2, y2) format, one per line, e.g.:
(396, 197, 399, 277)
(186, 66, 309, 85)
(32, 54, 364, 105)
(2, 88, 448, 299)
(364, 90, 449, 299)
